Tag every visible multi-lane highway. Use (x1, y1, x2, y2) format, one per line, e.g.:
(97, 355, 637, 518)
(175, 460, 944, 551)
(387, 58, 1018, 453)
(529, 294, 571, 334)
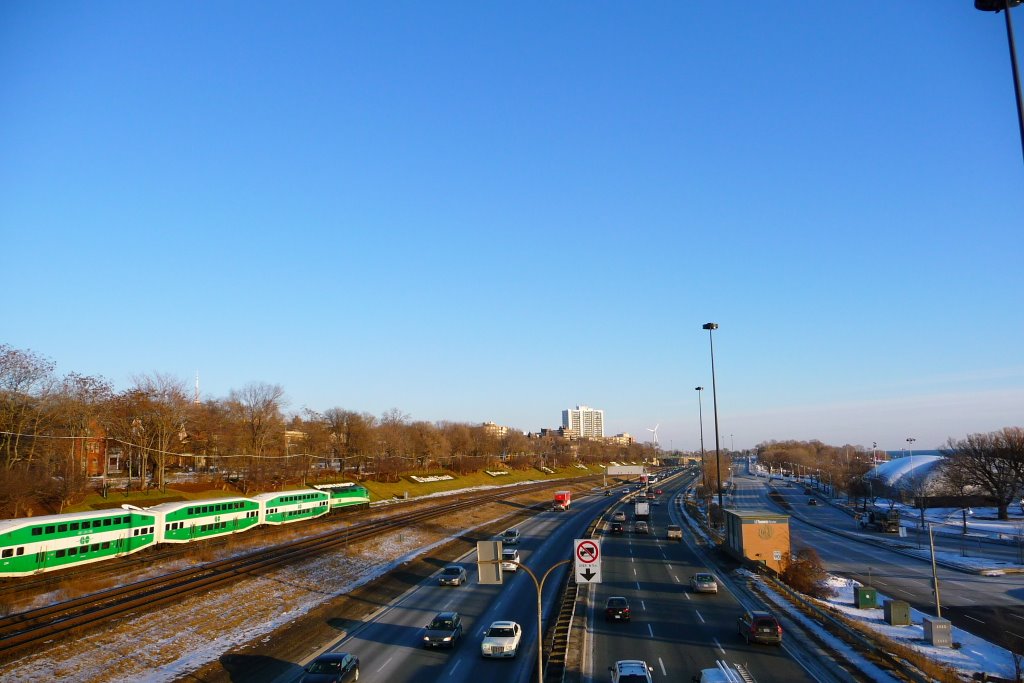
(275, 491, 608, 683)
(586, 480, 815, 683)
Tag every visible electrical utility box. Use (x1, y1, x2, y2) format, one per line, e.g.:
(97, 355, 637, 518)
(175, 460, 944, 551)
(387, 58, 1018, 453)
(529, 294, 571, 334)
(853, 586, 877, 609)
(884, 600, 911, 626)
(924, 616, 952, 647)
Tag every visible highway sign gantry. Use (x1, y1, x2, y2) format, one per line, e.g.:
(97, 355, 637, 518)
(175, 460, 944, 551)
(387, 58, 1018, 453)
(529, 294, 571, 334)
(574, 538, 601, 583)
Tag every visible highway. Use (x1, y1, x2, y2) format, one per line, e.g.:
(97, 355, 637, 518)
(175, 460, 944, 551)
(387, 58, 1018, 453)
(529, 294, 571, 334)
(585, 477, 816, 683)
(276, 490, 608, 683)
(727, 466, 1024, 654)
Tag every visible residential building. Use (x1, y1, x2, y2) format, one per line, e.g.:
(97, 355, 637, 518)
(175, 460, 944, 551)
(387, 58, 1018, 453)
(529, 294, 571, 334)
(561, 405, 605, 439)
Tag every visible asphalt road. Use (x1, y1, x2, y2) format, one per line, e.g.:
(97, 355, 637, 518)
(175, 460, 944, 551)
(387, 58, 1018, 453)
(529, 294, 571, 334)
(279, 490, 610, 683)
(585, 476, 816, 683)
(727, 467, 1024, 655)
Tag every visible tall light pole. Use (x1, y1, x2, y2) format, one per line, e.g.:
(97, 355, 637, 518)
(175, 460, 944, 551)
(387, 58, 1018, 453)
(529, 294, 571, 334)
(976, 1, 1024, 165)
(695, 386, 706, 491)
(702, 322, 723, 513)
(906, 437, 916, 468)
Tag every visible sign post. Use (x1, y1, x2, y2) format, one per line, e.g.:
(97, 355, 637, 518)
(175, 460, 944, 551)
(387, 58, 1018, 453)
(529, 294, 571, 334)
(574, 538, 602, 583)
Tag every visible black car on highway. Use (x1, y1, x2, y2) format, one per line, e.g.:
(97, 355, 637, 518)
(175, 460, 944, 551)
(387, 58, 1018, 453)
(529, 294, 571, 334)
(301, 652, 359, 683)
(422, 611, 462, 648)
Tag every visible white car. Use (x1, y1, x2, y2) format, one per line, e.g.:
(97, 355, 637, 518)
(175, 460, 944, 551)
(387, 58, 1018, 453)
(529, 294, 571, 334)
(501, 548, 520, 572)
(609, 659, 654, 683)
(480, 620, 522, 658)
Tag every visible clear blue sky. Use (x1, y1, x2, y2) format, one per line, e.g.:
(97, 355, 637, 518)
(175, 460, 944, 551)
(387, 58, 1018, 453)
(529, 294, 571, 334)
(3, 3, 1022, 453)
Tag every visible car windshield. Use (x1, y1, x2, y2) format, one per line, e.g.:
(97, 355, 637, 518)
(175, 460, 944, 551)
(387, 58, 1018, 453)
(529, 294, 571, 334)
(607, 598, 627, 607)
(443, 567, 461, 575)
(488, 627, 514, 637)
(430, 619, 454, 630)
(696, 574, 713, 582)
(308, 660, 343, 673)
(502, 551, 516, 558)
(754, 618, 778, 629)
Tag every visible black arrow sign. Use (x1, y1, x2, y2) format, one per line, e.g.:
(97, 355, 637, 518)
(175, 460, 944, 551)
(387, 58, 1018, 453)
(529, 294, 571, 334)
(579, 567, 597, 582)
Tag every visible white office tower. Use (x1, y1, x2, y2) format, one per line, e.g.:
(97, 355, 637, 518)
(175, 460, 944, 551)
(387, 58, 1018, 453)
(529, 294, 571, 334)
(562, 405, 605, 438)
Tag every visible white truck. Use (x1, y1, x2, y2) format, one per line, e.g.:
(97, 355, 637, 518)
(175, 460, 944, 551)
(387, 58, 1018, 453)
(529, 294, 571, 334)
(634, 500, 650, 520)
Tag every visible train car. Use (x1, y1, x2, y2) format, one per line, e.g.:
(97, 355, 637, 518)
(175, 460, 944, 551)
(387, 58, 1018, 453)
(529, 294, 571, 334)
(148, 497, 261, 544)
(0, 507, 158, 578)
(313, 482, 371, 511)
(253, 489, 330, 525)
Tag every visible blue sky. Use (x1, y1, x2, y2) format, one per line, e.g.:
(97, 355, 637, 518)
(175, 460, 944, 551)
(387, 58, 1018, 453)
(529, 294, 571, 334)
(3, 3, 1022, 453)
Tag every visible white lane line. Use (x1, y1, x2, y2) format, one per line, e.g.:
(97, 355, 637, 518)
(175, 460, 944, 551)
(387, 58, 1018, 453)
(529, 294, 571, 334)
(672, 575, 680, 583)
(641, 600, 647, 611)
(1011, 614, 1024, 621)
(963, 614, 984, 624)
(633, 567, 637, 576)
(895, 588, 915, 596)
(695, 609, 705, 623)
(636, 581, 642, 591)
(666, 564, 673, 570)
(376, 656, 393, 672)
(648, 624, 654, 638)
(684, 592, 691, 600)
(659, 658, 667, 676)
(449, 660, 461, 676)
(713, 637, 725, 654)
(1011, 631, 1024, 640)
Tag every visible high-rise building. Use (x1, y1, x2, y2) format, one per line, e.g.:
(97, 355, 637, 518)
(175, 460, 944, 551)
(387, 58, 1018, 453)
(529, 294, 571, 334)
(561, 405, 605, 438)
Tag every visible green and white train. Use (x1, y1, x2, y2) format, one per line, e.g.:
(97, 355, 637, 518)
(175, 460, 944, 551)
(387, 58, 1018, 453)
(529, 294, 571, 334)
(0, 482, 370, 578)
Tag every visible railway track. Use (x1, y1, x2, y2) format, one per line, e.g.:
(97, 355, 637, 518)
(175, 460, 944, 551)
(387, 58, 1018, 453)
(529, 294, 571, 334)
(0, 479, 584, 660)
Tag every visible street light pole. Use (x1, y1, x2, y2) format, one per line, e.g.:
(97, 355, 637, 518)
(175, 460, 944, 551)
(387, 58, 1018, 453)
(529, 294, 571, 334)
(976, 0, 1024, 165)
(695, 386, 706, 492)
(702, 322, 724, 513)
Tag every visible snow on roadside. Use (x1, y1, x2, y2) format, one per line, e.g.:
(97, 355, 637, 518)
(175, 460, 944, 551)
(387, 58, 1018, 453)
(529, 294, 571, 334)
(752, 572, 1021, 681)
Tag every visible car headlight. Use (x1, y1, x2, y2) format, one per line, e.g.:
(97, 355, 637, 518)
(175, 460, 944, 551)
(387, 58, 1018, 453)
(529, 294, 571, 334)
(423, 636, 430, 641)
(442, 636, 451, 641)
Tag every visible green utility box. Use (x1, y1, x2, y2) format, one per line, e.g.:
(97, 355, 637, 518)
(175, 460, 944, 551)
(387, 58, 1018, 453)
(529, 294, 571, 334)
(884, 599, 911, 625)
(853, 585, 877, 608)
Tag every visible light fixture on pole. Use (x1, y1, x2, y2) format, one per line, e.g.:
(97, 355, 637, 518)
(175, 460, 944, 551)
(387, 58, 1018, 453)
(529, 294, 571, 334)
(975, 0, 1024, 165)
(695, 386, 706, 491)
(702, 322, 723, 513)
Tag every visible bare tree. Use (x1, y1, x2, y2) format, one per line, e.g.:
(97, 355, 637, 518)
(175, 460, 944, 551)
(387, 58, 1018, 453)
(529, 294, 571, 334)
(228, 382, 286, 490)
(942, 428, 1024, 521)
(131, 374, 190, 491)
(0, 345, 57, 469)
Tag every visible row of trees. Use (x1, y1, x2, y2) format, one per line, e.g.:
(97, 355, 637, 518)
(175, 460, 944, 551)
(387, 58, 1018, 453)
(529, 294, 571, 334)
(754, 429, 1024, 520)
(0, 345, 656, 516)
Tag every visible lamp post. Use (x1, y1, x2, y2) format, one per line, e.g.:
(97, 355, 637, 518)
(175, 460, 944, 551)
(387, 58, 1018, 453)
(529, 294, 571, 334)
(695, 386, 707, 492)
(975, 0, 1024, 165)
(906, 437, 916, 469)
(702, 322, 723, 513)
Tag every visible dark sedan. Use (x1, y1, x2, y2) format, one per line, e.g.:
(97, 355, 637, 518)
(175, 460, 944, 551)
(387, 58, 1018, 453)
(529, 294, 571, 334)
(301, 652, 359, 683)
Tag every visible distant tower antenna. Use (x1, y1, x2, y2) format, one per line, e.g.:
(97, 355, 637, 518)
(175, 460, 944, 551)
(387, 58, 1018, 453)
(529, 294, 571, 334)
(194, 371, 200, 405)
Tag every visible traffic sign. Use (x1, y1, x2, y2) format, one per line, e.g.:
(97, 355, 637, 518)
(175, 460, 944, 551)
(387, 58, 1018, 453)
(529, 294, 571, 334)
(573, 538, 602, 583)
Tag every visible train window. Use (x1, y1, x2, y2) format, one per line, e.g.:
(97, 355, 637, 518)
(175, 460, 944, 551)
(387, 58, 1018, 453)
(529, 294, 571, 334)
(16, 547, 23, 556)
(2, 549, 12, 558)
(45, 525, 55, 534)
(56, 549, 66, 558)
(91, 544, 99, 552)
(103, 519, 112, 526)
(70, 523, 80, 531)
(69, 547, 78, 556)
(32, 527, 42, 536)
(101, 542, 110, 549)
(188, 507, 195, 515)
(58, 524, 67, 532)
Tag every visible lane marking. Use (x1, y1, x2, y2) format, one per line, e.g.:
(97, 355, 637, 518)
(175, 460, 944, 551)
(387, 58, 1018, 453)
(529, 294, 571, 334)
(648, 624, 654, 638)
(695, 609, 705, 623)
(672, 575, 680, 583)
(641, 600, 647, 611)
(449, 660, 461, 676)
(659, 657, 667, 676)
(963, 614, 984, 624)
(1010, 614, 1024, 621)
(713, 637, 724, 654)
(376, 656, 393, 672)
